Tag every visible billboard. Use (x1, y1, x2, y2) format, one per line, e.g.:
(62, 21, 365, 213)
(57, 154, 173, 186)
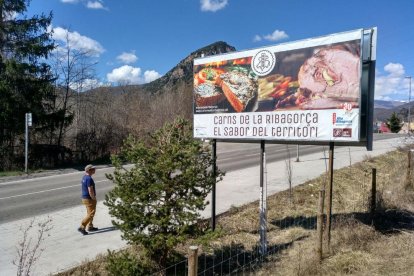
(193, 28, 377, 145)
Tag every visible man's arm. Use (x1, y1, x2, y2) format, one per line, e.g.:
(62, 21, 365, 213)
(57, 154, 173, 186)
(88, 186, 96, 200)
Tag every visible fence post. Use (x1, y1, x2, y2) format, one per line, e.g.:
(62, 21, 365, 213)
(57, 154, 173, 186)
(317, 190, 325, 262)
(325, 142, 335, 250)
(188, 246, 199, 276)
(370, 168, 377, 217)
(405, 150, 412, 189)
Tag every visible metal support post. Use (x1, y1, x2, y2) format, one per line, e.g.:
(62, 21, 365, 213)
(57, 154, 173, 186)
(296, 145, 300, 162)
(211, 139, 217, 231)
(24, 113, 32, 174)
(259, 140, 267, 255)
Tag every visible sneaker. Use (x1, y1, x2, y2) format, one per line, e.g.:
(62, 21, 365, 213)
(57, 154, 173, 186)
(87, 226, 99, 232)
(77, 227, 88, 235)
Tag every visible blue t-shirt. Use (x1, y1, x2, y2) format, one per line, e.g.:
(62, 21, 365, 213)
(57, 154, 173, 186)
(81, 175, 96, 199)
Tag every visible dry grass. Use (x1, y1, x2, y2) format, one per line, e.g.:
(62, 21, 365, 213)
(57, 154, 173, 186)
(57, 147, 414, 275)
(253, 147, 414, 276)
(56, 253, 108, 276)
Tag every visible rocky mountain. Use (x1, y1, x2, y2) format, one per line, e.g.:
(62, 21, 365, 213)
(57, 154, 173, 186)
(374, 100, 405, 109)
(374, 101, 414, 122)
(373, 100, 406, 121)
(142, 41, 236, 93)
(87, 41, 235, 98)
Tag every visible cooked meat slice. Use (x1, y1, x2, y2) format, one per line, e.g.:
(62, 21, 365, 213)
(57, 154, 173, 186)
(218, 71, 257, 112)
(298, 47, 360, 101)
(194, 83, 225, 107)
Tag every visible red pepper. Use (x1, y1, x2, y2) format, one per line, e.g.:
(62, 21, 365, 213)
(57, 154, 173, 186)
(279, 80, 290, 90)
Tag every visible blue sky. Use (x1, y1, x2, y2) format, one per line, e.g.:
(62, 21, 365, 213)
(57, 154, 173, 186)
(28, 0, 414, 101)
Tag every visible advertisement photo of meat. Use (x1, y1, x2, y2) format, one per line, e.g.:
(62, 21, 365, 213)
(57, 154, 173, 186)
(194, 40, 362, 113)
(258, 40, 361, 111)
(193, 57, 258, 113)
(297, 45, 360, 109)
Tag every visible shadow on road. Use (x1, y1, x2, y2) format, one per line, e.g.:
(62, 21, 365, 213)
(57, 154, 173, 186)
(88, 226, 117, 235)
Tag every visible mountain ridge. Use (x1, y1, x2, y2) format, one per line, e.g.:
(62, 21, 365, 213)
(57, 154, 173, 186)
(374, 100, 405, 110)
(142, 41, 236, 93)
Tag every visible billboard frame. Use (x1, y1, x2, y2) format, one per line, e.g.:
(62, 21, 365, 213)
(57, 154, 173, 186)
(193, 28, 377, 150)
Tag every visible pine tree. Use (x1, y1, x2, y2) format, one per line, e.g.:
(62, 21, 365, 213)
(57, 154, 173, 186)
(105, 118, 224, 270)
(386, 112, 402, 133)
(0, 0, 58, 170)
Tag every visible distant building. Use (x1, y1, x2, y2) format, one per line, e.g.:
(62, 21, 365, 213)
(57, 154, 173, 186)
(379, 122, 391, 133)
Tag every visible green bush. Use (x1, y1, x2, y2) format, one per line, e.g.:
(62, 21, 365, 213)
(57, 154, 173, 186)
(105, 117, 224, 269)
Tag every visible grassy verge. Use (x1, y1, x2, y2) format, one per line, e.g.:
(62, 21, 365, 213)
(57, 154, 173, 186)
(0, 169, 47, 178)
(58, 147, 414, 275)
(0, 170, 25, 177)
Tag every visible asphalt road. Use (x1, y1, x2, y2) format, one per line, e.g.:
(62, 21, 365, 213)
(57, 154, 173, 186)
(0, 133, 402, 223)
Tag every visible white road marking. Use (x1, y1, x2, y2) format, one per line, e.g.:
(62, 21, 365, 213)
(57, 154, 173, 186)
(0, 167, 116, 186)
(0, 179, 109, 200)
(244, 153, 260, 157)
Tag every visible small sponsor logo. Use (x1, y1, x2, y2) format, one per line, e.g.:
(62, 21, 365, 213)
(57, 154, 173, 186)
(251, 49, 276, 76)
(342, 128, 352, 137)
(333, 128, 352, 137)
(333, 115, 353, 126)
(333, 128, 343, 137)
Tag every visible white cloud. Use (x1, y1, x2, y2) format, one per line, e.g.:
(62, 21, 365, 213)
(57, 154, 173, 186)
(82, 78, 104, 89)
(107, 65, 161, 84)
(375, 62, 411, 101)
(52, 27, 105, 57)
(144, 70, 161, 83)
(254, 29, 289, 42)
(61, 0, 107, 10)
(116, 51, 138, 64)
(264, 30, 289, 41)
(384, 63, 405, 77)
(86, 1, 106, 10)
(200, 0, 228, 12)
(107, 65, 141, 84)
(69, 78, 105, 92)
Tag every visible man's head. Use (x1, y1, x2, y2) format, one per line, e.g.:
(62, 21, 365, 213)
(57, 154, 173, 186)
(85, 164, 96, 175)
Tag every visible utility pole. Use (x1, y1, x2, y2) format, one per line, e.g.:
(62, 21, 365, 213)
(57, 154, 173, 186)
(406, 76, 412, 134)
(25, 113, 32, 174)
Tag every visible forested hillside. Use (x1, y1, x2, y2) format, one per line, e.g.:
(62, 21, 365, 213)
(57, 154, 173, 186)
(0, 0, 235, 174)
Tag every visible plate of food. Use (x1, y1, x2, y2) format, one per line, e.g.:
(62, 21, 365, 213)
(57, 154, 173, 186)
(194, 64, 258, 113)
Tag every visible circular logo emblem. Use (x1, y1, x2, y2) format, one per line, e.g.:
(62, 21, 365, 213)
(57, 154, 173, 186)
(251, 49, 276, 76)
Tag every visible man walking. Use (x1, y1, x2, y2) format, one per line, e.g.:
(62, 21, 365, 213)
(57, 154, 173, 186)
(78, 164, 99, 235)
